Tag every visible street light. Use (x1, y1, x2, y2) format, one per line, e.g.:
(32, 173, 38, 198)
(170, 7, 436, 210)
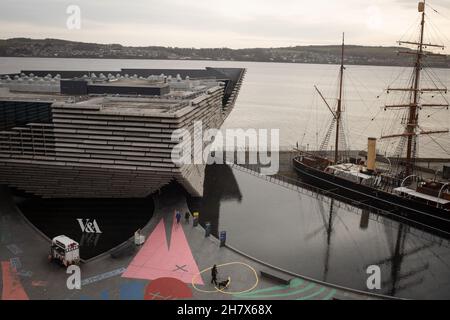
(401, 175, 418, 188)
(437, 183, 449, 208)
(380, 155, 392, 173)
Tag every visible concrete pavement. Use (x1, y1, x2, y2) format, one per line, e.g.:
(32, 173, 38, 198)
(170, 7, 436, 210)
(0, 185, 383, 300)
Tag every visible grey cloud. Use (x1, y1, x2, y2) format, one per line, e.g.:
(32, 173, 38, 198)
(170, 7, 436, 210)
(0, 0, 448, 48)
(394, 0, 450, 10)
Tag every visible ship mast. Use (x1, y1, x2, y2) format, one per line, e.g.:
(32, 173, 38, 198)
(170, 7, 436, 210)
(381, 1, 448, 176)
(335, 33, 345, 164)
(315, 33, 346, 163)
(405, 1, 426, 177)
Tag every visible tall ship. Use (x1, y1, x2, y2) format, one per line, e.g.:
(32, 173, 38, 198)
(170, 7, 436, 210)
(293, 1, 450, 234)
(0, 67, 246, 198)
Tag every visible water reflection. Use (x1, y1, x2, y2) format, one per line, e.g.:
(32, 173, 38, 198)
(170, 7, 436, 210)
(371, 224, 431, 297)
(17, 196, 154, 260)
(306, 198, 336, 282)
(188, 164, 450, 299)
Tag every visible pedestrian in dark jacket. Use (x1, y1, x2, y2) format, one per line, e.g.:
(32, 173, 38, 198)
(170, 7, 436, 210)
(185, 211, 190, 224)
(176, 211, 181, 224)
(211, 264, 218, 285)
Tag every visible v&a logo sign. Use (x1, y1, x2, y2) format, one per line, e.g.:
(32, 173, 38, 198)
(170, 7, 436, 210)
(77, 219, 102, 234)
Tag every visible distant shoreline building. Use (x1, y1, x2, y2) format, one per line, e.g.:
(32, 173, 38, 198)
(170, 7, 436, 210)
(0, 67, 246, 198)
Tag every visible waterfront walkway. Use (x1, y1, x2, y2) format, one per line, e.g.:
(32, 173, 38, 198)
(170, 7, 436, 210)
(0, 185, 382, 300)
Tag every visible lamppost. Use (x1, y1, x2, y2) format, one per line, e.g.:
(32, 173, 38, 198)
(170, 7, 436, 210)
(437, 183, 449, 208)
(401, 175, 418, 188)
(381, 155, 392, 173)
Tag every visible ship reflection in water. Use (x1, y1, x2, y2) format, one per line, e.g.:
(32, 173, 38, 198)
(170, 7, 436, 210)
(17, 197, 154, 260)
(188, 164, 450, 299)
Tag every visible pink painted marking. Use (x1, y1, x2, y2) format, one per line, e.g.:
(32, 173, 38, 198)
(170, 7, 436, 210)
(122, 214, 204, 285)
(1, 261, 29, 300)
(31, 280, 48, 287)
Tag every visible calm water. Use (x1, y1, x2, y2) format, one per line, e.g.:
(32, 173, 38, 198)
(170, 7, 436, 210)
(188, 165, 450, 299)
(0, 57, 448, 158)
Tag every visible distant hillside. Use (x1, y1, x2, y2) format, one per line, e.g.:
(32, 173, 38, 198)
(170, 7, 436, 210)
(0, 38, 448, 68)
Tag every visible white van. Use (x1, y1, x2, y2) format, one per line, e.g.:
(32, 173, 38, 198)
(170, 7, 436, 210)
(49, 235, 80, 266)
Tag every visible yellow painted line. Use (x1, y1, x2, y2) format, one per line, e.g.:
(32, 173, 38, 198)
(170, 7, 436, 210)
(191, 262, 259, 295)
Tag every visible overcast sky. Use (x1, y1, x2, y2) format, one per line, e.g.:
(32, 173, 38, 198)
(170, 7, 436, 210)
(1, 0, 450, 49)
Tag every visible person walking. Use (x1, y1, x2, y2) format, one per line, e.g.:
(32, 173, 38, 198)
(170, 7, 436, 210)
(211, 264, 218, 286)
(176, 211, 181, 224)
(185, 211, 190, 224)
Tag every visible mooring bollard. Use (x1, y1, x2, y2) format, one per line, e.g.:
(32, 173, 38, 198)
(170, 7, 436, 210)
(219, 231, 226, 247)
(193, 212, 199, 227)
(205, 222, 211, 238)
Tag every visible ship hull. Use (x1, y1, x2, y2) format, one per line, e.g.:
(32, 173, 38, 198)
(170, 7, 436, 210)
(293, 157, 450, 236)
